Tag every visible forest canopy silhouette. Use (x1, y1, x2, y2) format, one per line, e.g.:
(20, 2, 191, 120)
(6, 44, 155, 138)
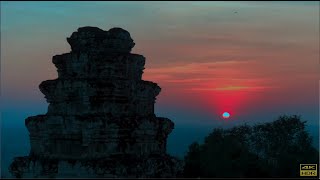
(183, 115, 319, 178)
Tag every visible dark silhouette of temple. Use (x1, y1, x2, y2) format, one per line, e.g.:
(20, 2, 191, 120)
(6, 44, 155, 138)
(9, 26, 183, 178)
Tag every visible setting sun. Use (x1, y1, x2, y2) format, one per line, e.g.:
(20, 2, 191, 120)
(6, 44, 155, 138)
(222, 112, 230, 119)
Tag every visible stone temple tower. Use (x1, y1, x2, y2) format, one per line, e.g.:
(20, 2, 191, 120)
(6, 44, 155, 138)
(9, 27, 183, 178)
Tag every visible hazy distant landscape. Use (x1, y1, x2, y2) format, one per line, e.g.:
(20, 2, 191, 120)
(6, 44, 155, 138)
(1, 116, 318, 178)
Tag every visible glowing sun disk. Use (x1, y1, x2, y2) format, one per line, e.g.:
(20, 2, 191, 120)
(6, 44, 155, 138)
(222, 112, 230, 118)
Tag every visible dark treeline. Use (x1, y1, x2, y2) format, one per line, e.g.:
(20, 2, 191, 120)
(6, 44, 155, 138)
(183, 115, 319, 178)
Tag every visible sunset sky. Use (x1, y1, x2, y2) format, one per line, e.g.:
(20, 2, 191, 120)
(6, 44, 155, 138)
(1, 2, 319, 170)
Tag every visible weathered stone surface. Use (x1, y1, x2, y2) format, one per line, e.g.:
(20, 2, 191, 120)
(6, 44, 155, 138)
(10, 154, 184, 178)
(9, 26, 182, 178)
(66, 27, 135, 53)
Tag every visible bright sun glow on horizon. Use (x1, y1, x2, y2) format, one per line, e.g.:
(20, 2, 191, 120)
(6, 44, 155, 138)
(222, 112, 230, 119)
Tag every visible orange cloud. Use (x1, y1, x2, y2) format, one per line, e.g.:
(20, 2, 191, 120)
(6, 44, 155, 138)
(190, 86, 272, 91)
